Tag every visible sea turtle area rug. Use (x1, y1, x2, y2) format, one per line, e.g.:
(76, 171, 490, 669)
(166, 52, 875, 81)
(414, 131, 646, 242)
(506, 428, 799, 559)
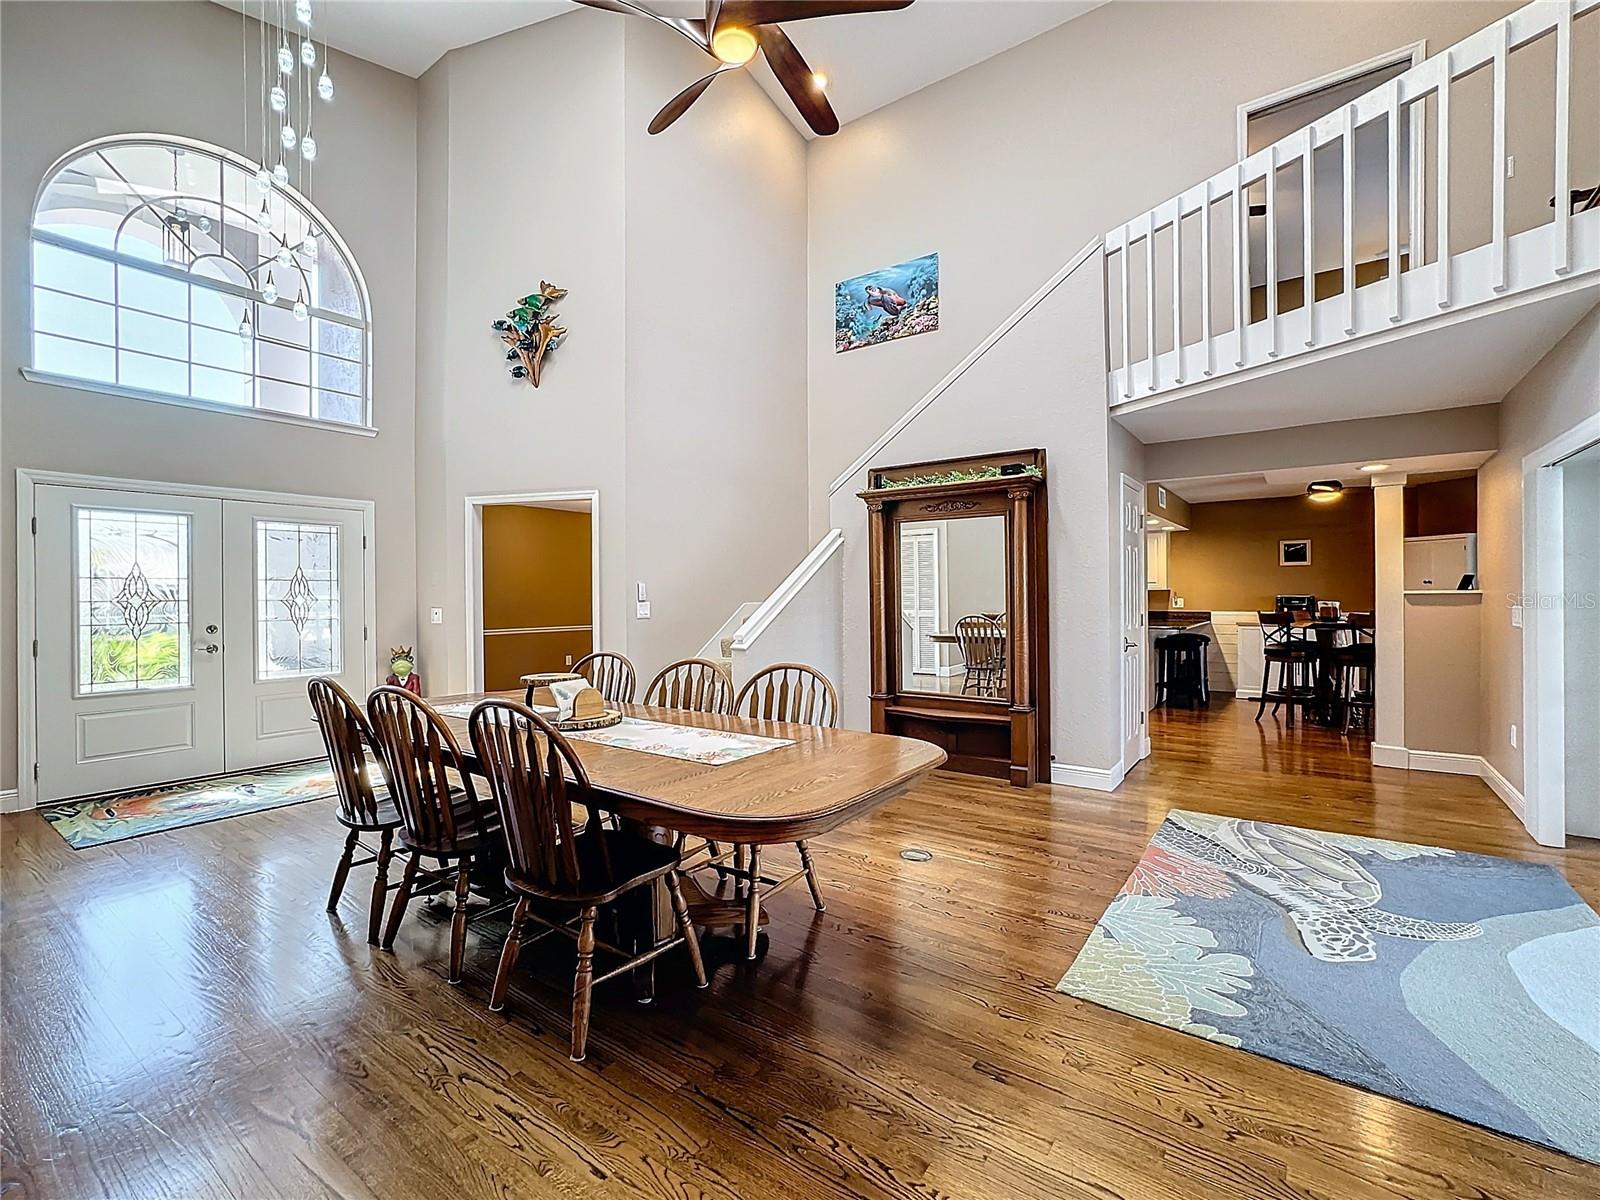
(1057, 809, 1600, 1164)
(41, 760, 336, 849)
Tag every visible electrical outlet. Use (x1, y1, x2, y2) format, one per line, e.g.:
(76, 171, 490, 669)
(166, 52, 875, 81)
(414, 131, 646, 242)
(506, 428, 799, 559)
(636, 600, 651, 620)
(1172, 596, 1185, 608)
(565, 655, 573, 667)
(1511, 605, 1523, 629)
(1509, 724, 1518, 749)
(1506, 154, 1516, 178)
(429, 607, 443, 625)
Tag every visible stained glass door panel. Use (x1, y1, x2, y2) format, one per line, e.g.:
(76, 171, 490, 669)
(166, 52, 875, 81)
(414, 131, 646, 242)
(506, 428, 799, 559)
(34, 486, 225, 803)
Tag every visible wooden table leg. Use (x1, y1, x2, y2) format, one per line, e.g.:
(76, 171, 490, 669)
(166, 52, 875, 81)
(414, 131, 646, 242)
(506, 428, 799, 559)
(744, 845, 762, 961)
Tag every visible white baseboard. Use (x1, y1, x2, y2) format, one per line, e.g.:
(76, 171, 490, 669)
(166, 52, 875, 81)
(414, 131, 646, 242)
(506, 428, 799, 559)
(1478, 758, 1527, 820)
(1372, 743, 1410, 769)
(1235, 688, 1263, 700)
(1050, 759, 1127, 792)
(1405, 750, 1485, 777)
(0, 788, 22, 814)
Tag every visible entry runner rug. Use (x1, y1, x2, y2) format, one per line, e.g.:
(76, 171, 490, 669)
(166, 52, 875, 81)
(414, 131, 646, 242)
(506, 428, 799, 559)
(1057, 809, 1600, 1163)
(41, 760, 336, 849)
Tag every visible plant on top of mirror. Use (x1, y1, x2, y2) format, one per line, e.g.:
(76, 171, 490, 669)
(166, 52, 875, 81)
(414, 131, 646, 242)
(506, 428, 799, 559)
(491, 281, 567, 387)
(875, 464, 1042, 490)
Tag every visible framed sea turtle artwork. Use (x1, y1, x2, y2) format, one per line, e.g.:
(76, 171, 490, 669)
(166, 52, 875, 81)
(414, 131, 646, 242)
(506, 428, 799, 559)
(834, 252, 939, 353)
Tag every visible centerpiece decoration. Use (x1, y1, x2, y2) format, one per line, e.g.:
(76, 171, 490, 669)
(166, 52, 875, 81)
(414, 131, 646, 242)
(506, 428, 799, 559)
(492, 282, 567, 387)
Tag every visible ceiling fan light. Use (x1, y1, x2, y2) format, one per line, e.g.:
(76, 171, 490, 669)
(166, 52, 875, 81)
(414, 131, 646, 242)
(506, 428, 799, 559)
(811, 71, 828, 90)
(711, 25, 757, 66)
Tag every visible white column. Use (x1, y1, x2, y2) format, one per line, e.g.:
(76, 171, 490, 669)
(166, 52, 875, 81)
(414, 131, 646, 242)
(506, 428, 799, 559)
(1372, 473, 1409, 767)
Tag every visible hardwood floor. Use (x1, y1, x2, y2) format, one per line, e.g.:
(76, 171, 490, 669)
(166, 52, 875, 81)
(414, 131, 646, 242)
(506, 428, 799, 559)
(4, 699, 1596, 1199)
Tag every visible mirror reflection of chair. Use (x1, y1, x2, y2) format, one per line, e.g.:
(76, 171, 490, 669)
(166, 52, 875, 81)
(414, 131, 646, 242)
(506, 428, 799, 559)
(572, 651, 637, 705)
(307, 676, 407, 945)
(955, 615, 1007, 697)
(468, 698, 706, 1062)
(643, 657, 734, 714)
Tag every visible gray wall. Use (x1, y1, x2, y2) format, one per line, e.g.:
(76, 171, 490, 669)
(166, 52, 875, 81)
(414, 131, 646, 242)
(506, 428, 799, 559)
(412, 11, 809, 696)
(1479, 305, 1600, 795)
(805, 0, 1532, 536)
(0, 1, 419, 793)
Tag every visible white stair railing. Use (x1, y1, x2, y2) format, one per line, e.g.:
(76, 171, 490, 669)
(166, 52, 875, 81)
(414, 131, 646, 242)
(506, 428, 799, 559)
(1106, 0, 1599, 406)
(727, 529, 844, 692)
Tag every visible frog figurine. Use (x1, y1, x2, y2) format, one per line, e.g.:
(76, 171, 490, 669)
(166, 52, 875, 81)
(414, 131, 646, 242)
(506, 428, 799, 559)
(385, 646, 422, 695)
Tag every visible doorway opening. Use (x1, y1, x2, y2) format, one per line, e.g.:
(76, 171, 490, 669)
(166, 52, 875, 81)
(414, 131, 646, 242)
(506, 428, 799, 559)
(1522, 416, 1600, 847)
(464, 491, 600, 693)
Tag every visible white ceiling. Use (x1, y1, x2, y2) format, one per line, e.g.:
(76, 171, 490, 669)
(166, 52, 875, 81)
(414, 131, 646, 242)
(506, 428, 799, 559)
(1156, 454, 1491, 505)
(214, 1, 1106, 133)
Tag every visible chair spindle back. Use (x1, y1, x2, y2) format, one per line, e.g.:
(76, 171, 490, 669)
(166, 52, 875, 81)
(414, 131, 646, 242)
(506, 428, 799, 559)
(307, 676, 387, 826)
(366, 686, 484, 853)
(733, 663, 839, 729)
(572, 651, 637, 705)
(643, 658, 734, 714)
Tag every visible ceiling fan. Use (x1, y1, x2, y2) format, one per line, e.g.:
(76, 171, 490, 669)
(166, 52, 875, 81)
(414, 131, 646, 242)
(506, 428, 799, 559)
(574, 0, 914, 136)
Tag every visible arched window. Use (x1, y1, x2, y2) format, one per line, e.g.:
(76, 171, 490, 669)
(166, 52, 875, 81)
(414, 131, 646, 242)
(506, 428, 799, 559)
(29, 134, 371, 429)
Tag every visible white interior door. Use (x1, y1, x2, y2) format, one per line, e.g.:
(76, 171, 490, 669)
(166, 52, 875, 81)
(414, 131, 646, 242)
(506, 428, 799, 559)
(221, 499, 367, 770)
(34, 485, 225, 803)
(1121, 476, 1148, 770)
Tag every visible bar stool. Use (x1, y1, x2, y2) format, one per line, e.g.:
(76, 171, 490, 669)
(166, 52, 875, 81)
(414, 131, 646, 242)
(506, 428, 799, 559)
(1333, 613, 1376, 735)
(1256, 612, 1318, 726)
(1154, 633, 1211, 709)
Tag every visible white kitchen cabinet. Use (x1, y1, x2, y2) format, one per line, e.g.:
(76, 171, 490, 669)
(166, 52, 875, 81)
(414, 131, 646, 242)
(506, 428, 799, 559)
(1404, 534, 1478, 591)
(1147, 531, 1169, 589)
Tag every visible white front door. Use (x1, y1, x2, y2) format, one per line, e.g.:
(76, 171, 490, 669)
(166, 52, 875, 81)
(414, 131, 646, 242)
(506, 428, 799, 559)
(34, 486, 226, 802)
(31, 482, 369, 802)
(1120, 476, 1148, 772)
(222, 499, 367, 770)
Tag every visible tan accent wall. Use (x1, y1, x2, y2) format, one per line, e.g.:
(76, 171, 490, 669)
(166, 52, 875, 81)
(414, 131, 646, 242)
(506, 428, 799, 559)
(1165, 492, 1376, 613)
(480, 506, 593, 690)
(1404, 595, 1483, 756)
(1404, 476, 1479, 537)
(1146, 483, 1191, 530)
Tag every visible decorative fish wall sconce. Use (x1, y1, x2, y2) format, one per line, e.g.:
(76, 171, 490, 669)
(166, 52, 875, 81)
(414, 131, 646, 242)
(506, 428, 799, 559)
(492, 281, 567, 387)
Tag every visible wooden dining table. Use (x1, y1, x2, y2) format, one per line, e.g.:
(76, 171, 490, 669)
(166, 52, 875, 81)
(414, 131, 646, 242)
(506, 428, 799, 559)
(428, 691, 947, 962)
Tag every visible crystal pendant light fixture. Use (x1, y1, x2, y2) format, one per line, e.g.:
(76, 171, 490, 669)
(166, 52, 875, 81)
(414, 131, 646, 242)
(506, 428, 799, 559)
(292, 288, 309, 322)
(273, 161, 290, 187)
(318, 70, 334, 102)
(255, 165, 273, 193)
(302, 230, 319, 259)
(270, 84, 287, 112)
(255, 199, 273, 233)
(295, 0, 312, 25)
(261, 272, 279, 305)
(280, 123, 297, 151)
(300, 39, 316, 67)
(277, 41, 294, 74)
(300, 134, 317, 162)
(238, 309, 254, 340)
(274, 244, 293, 268)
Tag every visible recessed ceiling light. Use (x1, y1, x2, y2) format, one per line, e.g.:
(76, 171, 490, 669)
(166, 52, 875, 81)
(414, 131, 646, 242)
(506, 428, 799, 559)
(1359, 463, 1390, 473)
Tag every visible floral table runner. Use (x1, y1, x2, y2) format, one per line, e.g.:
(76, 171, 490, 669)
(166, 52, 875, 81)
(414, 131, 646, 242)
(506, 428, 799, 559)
(566, 718, 794, 765)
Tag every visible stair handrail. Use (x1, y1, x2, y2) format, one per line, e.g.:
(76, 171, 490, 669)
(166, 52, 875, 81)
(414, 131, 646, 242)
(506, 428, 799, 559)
(730, 528, 844, 653)
(828, 237, 1104, 496)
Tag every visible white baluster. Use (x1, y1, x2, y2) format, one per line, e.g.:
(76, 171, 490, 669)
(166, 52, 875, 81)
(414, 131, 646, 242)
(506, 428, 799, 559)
(1343, 103, 1357, 335)
(1265, 146, 1279, 357)
(1234, 165, 1247, 367)
(1438, 56, 1453, 309)
(1553, 2, 1572, 275)
(1200, 180, 1214, 377)
(1144, 213, 1158, 392)
(1491, 19, 1509, 293)
(1120, 235, 1132, 399)
(1172, 207, 1184, 385)
(1387, 80, 1402, 322)
(1302, 127, 1316, 347)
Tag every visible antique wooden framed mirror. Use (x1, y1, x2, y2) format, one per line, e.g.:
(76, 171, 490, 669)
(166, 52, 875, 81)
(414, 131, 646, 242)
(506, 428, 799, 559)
(859, 449, 1049, 786)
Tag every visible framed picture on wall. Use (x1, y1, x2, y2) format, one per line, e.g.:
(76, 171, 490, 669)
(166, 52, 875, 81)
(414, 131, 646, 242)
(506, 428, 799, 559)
(1279, 539, 1312, 566)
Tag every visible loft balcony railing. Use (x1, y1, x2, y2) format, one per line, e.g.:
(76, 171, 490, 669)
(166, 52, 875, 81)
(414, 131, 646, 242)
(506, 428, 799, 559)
(1105, 0, 1599, 408)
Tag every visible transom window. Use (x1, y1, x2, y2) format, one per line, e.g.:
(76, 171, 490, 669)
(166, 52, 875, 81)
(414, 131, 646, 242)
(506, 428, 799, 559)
(30, 135, 371, 429)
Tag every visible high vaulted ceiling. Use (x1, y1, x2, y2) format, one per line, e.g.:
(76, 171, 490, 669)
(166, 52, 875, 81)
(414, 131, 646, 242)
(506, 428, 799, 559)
(214, 1, 1107, 133)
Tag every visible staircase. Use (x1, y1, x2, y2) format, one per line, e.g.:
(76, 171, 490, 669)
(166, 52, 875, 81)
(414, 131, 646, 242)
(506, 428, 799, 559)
(1105, 0, 1600, 441)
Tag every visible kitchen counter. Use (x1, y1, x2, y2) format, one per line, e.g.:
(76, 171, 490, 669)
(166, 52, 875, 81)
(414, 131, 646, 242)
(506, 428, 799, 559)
(1149, 610, 1211, 630)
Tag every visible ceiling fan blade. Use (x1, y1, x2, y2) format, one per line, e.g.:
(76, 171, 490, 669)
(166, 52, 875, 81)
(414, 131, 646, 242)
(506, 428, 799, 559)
(720, 0, 912, 26)
(572, 0, 710, 50)
(648, 68, 725, 134)
(706, 0, 723, 40)
(756, 25, 839, 135)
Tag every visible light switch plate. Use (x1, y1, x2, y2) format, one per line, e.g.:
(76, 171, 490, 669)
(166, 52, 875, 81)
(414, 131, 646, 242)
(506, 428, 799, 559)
(1511, 605, 1523, 629)
(1172, 596, 1184, 608)
(429, 607, 443, 625)
(1510, 724, 1518, 750)
(636, 600, 651, 620)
